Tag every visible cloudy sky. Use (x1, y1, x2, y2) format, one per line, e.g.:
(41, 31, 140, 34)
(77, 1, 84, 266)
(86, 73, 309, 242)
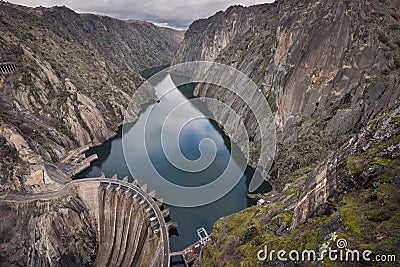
(8, 0, 274, 30)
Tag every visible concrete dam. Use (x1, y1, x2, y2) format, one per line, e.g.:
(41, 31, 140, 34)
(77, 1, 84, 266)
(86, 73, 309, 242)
(2, 175, 172, 267)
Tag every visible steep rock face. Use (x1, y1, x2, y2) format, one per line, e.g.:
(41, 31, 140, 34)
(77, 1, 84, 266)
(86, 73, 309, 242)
(173, 0, 400, 189)
(0, 125, 70, 191)
(0, 2, 183, 190)
(173, 5, 257, 63)
(0, 195, 97, 266)
(173, 0, 400, 265)
(0, 178, 170, 267)
(197, 99, 400, 267)
(292, 101, 400, 227)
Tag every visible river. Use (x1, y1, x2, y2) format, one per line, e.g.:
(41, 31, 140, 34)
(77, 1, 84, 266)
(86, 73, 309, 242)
(76, 66, 271, 251)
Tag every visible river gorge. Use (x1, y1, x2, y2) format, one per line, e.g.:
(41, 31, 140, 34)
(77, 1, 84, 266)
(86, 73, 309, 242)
(77, 67, 271, 251)
(1, 0, 399, 266)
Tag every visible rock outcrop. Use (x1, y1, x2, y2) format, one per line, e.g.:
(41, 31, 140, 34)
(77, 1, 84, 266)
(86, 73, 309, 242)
(0, 195, 97, 266)
(0, 2, 182, 265)
(292, 101, 400, 228)
(173, 0, 400, 265)
(0, 177, 170, 267)
(0, 2, 183, 190)
(174, 0, 400, 188)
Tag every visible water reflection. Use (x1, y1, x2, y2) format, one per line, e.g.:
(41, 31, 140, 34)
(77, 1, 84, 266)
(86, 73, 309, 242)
(77, 69, 271, 251)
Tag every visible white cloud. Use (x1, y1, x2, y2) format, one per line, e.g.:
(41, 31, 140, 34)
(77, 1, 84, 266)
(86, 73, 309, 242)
(7, 0, 275, 28)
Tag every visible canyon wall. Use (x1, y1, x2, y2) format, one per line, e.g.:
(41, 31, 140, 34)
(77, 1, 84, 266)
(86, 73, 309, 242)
(174, 0, 399, 189)
(173, 0, 400, 265)
(0, 3, 182, 264)
(0, 178, 170, 266)
(0, 2, 183, 190)
(0, 194, 97, 266)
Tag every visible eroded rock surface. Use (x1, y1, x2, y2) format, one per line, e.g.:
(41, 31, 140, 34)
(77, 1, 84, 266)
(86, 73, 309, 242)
(0, 2, 183, 190)
(174, 0, 400, 188)
(173, 0, 400, 265)
(0, 178, 169, 266)
(0, 2, 182, 265)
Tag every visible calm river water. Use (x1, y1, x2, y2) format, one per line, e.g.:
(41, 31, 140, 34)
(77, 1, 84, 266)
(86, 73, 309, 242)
(76, 67, 271, 251)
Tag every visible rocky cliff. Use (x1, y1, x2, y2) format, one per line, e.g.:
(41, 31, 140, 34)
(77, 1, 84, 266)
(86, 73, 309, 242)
(0, 177, 170, 267)
(0, 3, 182, 265)
(0, 194, 97, 266)
(173, 0, 400, 265)
(0, 2, 183, 191)
(174, 0, 400, 188)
